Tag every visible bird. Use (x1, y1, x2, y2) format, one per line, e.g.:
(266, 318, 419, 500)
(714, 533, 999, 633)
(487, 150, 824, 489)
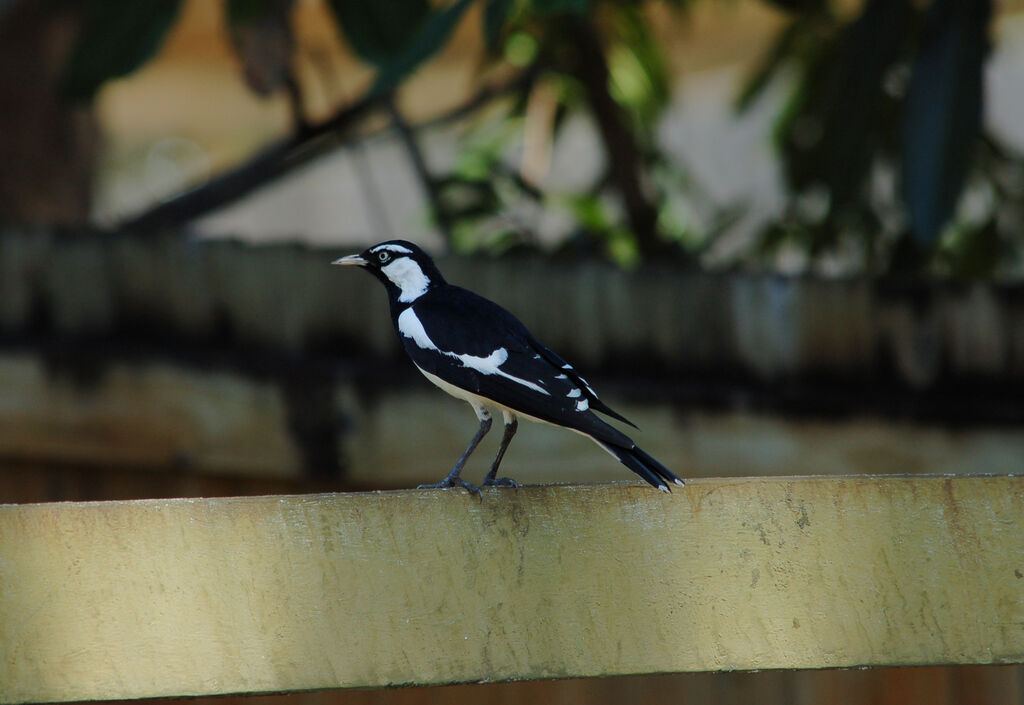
(333, 240, 684, 494)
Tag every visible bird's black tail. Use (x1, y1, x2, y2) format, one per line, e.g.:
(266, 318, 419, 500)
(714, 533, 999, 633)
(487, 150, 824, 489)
(595, 441, 685, 493)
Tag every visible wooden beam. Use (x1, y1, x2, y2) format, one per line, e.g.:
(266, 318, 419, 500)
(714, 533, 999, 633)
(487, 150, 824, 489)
(1, 477, 1022, 703)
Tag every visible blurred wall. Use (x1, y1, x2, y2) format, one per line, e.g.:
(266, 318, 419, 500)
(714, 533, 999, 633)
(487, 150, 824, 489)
(2, 228, 1023, 493)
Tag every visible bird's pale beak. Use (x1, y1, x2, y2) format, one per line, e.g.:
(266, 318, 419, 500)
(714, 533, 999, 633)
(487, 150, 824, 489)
(332, 254, 367, 267)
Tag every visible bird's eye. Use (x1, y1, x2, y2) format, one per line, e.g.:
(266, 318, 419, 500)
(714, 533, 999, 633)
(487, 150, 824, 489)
(377, 251, 391, 264)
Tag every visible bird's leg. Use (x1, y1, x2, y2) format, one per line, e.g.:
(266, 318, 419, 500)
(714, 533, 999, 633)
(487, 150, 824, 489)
(483, 413, 518, 488)
(418, 407, 492, 494)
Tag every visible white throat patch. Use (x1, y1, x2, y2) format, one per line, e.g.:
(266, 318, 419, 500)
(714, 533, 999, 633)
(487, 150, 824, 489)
(381, 258, 430, 302)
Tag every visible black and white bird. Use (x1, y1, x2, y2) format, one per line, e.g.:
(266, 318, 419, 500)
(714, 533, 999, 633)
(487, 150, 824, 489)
(334, 240, 684, 494)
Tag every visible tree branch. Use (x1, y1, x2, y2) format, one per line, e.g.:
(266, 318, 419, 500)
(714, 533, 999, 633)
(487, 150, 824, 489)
(120, 92, 385, 232)
(563, 15, 662, 255)
(119, 70, 537, 234)
(386, 96, 455, 246)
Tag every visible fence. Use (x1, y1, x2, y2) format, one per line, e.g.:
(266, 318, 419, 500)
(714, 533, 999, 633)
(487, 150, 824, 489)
(2, 229, 1023, 703)
(2, 477, 1022, 703)
(2, 228, 1024, 484)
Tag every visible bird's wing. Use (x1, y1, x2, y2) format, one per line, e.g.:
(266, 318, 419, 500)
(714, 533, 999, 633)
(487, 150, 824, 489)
(398, 288, 635, 446)
(524, 336, 638, 428)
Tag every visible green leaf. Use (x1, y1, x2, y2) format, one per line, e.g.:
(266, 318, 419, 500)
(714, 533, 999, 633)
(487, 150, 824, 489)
(760, 0, 828, 13)
(227, 0, 268, 24)
(567, 193, 613, 233)
(435, 177, 501, 219)
(60, 0, 183, 102)
(941, 219, 1001, 278)
(902, 0, 990, 246)
(326, 0, 432, 66)
(504, 31, 538, 67)
(821, 0, 915, 209)
(605, 3, 669, 129)
(369, 0, 477, 95)
(776, 0, 915, 212)
(484, 0, 516, 51)
(531, 0, 589, 16)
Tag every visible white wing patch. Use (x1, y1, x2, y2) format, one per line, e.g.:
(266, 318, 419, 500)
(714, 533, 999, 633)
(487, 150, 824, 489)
(576, 375, 598, 397)
(567, 388, 582, 398)
(398, 306, 436, 350)
(398, 308, 550, 395)
(575, 399, 590, 412)
(556, 363, 598, 399)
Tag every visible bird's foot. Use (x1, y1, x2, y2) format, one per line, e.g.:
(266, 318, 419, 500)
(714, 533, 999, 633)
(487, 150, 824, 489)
(482, 476, 519, 489)
(417, 477, 481, 495)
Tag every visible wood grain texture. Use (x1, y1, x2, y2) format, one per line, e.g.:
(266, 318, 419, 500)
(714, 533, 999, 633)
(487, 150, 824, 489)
(1, 477, 1023, 703)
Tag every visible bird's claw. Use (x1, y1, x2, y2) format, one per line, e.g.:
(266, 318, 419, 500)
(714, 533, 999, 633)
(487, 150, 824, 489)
(482, 476, 519, 489)
(417, 478, 481, 496)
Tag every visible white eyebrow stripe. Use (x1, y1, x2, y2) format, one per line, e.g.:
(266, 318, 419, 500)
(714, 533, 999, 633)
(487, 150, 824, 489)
(397, 308, 550, 395)
(370, 243, 413, 254)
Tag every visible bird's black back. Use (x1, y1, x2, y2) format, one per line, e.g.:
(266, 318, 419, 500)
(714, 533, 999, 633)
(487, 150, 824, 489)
(399, 284, 637, 449)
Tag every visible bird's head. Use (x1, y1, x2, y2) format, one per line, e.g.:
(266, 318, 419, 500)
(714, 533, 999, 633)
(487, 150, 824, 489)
(332, 240, 445, 304)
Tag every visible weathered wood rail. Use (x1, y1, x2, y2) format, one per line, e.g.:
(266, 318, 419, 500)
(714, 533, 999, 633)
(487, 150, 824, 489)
(1, 476, 1022, 703)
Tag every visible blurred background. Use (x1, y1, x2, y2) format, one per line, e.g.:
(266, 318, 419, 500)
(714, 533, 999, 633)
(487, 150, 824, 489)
(2, 0, 1024, 702)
